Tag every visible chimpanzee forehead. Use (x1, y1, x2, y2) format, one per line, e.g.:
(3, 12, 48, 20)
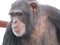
(10, 0, 31, 14)
(10, 0, 37, 10)
(11, 1, 28, 10)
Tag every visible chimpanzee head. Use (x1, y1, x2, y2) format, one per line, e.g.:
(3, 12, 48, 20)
(9, 0, 39, 37)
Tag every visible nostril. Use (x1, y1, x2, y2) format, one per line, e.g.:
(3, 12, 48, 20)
(14, 20, 17, 24)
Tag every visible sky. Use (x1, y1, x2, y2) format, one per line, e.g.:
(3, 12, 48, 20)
(0, 0, 60, 45)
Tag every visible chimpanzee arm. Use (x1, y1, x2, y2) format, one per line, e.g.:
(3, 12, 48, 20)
(47, 6, 60, 44)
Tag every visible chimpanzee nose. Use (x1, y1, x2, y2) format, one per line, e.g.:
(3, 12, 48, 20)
(13, 17, 18, 24)
(14, 20, 17, 24)
(12, 18, 19, 28)
(12, 19, 18, 28)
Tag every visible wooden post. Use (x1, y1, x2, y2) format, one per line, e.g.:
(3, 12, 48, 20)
(0, 21, 8, 27)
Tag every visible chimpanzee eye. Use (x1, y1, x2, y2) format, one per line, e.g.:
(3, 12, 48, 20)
(16, 13, 23, 16)
(9, 12, 15, 17)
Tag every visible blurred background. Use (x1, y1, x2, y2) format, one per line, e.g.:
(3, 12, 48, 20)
(0, 0, 60, 45)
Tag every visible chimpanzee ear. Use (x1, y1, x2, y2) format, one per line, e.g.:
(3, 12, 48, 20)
(29, 1, 38, 14)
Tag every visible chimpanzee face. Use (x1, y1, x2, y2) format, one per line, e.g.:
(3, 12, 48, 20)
(9, 0, 38, 37)
(9, 10, 26, 37)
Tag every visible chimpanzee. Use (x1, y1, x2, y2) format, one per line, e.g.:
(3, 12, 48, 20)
(2, 0, 60, 45)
